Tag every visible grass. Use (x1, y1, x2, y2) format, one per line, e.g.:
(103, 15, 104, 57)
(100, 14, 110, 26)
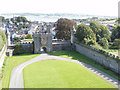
(24, 39, 34, 42)
(91, 42, 119, 53)
(48, 51, 120, 80)
(24, 60, 115, 88)
(2, 53, 40, 88)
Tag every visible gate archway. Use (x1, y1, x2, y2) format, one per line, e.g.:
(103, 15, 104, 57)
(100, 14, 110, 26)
(41, 46, 48, 53)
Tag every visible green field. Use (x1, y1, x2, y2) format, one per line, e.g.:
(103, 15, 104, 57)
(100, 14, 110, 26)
(48, 51, 119, 80)
(2, 53, 40, 88)
(24, 60, 115, 88)
(24, 39, 34, 42)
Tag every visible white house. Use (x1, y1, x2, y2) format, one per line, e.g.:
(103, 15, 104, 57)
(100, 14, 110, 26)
(28, 25, 38, 35)
(12, 33, 17, 39)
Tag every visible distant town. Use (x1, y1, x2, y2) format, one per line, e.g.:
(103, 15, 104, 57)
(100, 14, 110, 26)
(0, 14, 118, 43)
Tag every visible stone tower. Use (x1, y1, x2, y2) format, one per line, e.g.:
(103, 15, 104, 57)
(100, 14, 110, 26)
(71, 26, 76, 44)
(33, 31, 53, 54)
(5, 28, 11, 46)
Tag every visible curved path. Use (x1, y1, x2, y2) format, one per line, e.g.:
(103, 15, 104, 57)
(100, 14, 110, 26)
(9, 54, 119, 88)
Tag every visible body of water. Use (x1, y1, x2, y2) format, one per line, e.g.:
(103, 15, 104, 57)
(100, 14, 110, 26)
(0, 13, 117, 22)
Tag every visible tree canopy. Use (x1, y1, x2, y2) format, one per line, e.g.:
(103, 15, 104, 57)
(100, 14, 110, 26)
(0, 16, 6, 22)
(112, 39, 120, 49)
(100, 25, 110, 41)
(15, 16, 29, 23)
(25, 34, 32, 39)
(90, 21, 110, 46)
(0, 29, 6, 51)
(76, 23, 96, 45)
(98, 38, 109, 49)
(111, 25, 120, 41)
(55, 18, 76, 40)
(90, 21, 101, 35)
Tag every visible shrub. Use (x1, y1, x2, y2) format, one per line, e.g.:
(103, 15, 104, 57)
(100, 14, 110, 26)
(0, 29, 6, 51)
(13, 37, 20, 42)
(13, 44, 24, 55)
(98, 38, 108, 49)
(62, 46, 65, 50)
(25, 34, 32, 39)
(112, 39, 120, 49)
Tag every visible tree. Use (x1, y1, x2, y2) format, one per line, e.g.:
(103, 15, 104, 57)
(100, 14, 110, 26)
(0, 29, 6, 51)
(100, 25, 111, 41)
(13, 37, 20, 42)
(76, 23, 96, 45)
(0, 29, 6, 43)
(112, 39, 120, 49)
(0, 16, 6, 22)
(111, 26, 120, 41)
(0, 35, 4, 51)
(25, 34, 32, 39)
(55, 18, 76, 40)
(98, 38, 109, 49)
(13, 44, 24, 55)
(90, 21, 111, 42)
(90, 21, 101, 36)
(16, 16, 28, 22)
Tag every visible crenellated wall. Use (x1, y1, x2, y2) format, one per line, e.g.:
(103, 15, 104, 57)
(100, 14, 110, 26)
(21, 42, 34, 53)
(75, 43, 120, 74)
(52, 42, 72, 51)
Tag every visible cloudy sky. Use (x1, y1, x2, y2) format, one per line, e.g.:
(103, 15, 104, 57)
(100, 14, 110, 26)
(0, 0, 119, 16)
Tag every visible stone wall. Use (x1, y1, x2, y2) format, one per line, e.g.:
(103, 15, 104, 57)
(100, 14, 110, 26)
(75, 43, 120, 74)
(21, 41, 72, 53)
(21, 42, 34, 53)
(52, 42, 72, 51)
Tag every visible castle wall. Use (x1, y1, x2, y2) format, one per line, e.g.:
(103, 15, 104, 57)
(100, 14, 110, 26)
(21, 42, 34, 53)
(75, 43, 120, 74)
(52, 42, 72, 51)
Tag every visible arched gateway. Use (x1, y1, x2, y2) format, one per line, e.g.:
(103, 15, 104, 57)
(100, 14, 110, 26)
(33, 32, 52, 53)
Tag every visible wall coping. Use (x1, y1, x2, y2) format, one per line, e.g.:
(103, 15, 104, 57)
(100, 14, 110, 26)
(75, 42, 120, 63)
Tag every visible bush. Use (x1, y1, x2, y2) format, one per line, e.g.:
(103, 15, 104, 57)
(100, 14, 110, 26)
(112, 39, 120, 49)
(13, 44, 24, 55)
(62, 46, 65, 50)
(0, 36, 4, 51)
(0, 29, 6, 51)
(13, 37, 20, 42)
(98, 38, 108, 49)
(25, 34, 32, 39)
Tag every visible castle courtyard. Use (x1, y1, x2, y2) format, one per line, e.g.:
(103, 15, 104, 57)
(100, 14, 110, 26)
(2, 51, 118, 88)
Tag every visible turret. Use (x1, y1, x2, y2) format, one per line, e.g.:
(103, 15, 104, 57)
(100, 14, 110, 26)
(71, 26, 75, 43)
(5, 28, 11, 46)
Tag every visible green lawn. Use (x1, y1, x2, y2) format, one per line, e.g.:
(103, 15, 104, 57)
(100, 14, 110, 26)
(24, 60, 115, 88)
(2, 53, 40, 88)
(48, 51, 119, 80)
(24, 39, 34, 42)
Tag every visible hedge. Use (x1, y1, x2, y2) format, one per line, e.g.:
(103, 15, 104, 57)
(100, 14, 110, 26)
(0, 29, 6, 51)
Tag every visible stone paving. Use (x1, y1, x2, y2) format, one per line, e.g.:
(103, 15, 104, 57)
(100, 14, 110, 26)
(9, 54, 119, 88)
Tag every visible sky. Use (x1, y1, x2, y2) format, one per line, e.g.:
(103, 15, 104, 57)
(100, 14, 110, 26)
(0, 0, 119, 16)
